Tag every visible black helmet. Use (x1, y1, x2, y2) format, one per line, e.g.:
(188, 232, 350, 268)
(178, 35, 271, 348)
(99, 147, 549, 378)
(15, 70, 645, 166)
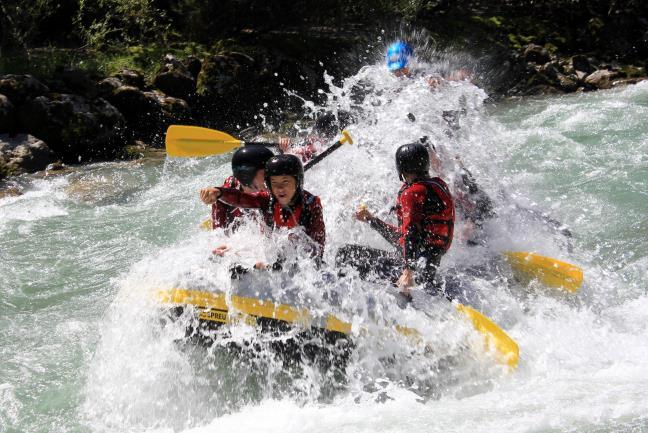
(395, 142, 429, 180)
(264, 154, 304, 189)
(231, 145, 274, 186)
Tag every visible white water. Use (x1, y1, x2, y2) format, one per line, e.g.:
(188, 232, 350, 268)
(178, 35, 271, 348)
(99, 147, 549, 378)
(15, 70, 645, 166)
(1, 53, 647, 433)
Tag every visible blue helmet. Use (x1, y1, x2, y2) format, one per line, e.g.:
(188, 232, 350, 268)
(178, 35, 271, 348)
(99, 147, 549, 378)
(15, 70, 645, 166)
(386, 41, 414, 71)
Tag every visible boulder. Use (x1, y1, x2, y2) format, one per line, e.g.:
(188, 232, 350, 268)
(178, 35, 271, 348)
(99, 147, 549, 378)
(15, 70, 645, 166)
(46, 161, 67, 172)
(104, 85, 191, 146)
(0, 186, 22, 198)
(540, 62, 561, 81)
(557, 73, 578, 92)
(571, 55, 594, 74)
(146, 90, 191, 120)
(114, 69, 145, 89)
(611, 77, 648, 88)
(0, 133, 54, 176)
(184, 56, 202, 80)
(620, 65, 646, 78)
(96, 77, 124, 98)
(108, 85, 162, 121)
(17, 94, 125, 162)
(198, 52, 257, 97)
(0, 75, 49, 105)
(153, 54, 196, 99)
(59, 68, 97, 97)
(525, 84, 564, 96)
(523, 44, 551, 65)
(585, 69, 619, 89)
(0, 94, 16, 132)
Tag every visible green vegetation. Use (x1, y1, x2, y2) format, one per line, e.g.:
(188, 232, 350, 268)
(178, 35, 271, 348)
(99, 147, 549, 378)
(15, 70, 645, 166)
(0, 43, 223, 80)
(1, 0, 646, 77)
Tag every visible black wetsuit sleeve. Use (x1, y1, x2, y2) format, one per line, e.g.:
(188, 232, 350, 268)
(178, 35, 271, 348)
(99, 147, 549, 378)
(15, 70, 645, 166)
(460, 169, 494, 224)
(368, 217, 400, 248)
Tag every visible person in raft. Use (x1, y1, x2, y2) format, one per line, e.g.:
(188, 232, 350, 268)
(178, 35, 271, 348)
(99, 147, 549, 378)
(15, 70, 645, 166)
(386, 39, 472, 85)
(336, 141, 455, 298)
(201, 145, 275, 230)
(200, 154, 326, 268)
(278, 111, 353, 163)
(423, 138, 494, 246)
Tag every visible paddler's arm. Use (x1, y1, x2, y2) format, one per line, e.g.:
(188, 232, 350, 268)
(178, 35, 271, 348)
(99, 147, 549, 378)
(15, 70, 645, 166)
(214, 188, 270, 209)
(355, 206, 400, 247)
(280, 136, 320, 163)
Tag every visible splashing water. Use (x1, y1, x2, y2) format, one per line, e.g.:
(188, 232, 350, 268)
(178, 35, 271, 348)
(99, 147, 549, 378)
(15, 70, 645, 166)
(1, 48, 647, 432)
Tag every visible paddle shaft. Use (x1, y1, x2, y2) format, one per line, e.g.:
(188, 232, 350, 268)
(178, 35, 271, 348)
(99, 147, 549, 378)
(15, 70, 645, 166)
(304, 139, 345, 171)
(243, 141, 280, 148)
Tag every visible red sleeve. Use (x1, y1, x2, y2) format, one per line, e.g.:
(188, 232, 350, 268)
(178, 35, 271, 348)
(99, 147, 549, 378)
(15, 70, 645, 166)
(219, 189, 271, 209)
(212, 201, 229, 228)
(399, 184, 428, 265)
(305, 196, 326, 261)
(211, 176, 238, 229)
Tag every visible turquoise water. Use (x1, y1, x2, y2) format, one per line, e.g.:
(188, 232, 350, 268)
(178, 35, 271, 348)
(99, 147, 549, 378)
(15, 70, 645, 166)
(1, 72, 647, 432)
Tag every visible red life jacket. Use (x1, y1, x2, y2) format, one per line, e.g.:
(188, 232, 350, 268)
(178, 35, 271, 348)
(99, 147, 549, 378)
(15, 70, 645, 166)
(396, 177, 455, 253)
(216, 188, 325, 261)
(262, 190, 325, 261)
(263, 190, 318, 230)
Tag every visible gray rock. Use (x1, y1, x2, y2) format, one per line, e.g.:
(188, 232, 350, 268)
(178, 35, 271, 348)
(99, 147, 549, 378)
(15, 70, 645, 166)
(97, 77, 124, 98)
(184, 56, 202, 80)
(571, 55, 594, 74)
(108, 85, 161, 120)
(585, 69, 619, 89)
(60, 68, 97, 97)
(523, 44, 551, 65)
(153, 54, 196, 99)
(114, 69, 145, 89)
(525, 84, 564, 95)
(198, 53, 255, 96)
(0, 186, 23, 198)
(0, 94, 16, 132)
(105, 84, 190, 146)
(611, 77, 648, 88)
(557, 73, 578, 92)
(146, 90, 191, 119)
(17, 94, 125, 162)
(540, 62, 560, 81)
(0, 75, 50, 105)
(46, 161, 66, 172)
(0, 133, 54, 176)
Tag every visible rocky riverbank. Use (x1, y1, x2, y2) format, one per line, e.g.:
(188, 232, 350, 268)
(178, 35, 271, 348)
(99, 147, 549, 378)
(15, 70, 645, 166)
(1, 13, 646, 184)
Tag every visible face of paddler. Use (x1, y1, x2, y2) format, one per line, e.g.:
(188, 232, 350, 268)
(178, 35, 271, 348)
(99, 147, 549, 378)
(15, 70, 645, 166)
(392, 67, 410, 77)
(242, 169, 268, 193)
(270, 175, 297, 206)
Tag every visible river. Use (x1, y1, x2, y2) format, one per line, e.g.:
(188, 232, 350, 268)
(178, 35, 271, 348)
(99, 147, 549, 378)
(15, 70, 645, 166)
(1, 60, 647, 432)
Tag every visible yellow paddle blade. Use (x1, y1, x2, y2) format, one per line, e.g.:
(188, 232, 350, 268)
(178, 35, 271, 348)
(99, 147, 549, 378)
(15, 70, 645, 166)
(456, 303, 519, 369)
(340, 130, 353, 145)
(504, 252, 583, 292)
(156, 288, 518, 369)
(165, 125, 243, 157)
(199, 219, 212, 230)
